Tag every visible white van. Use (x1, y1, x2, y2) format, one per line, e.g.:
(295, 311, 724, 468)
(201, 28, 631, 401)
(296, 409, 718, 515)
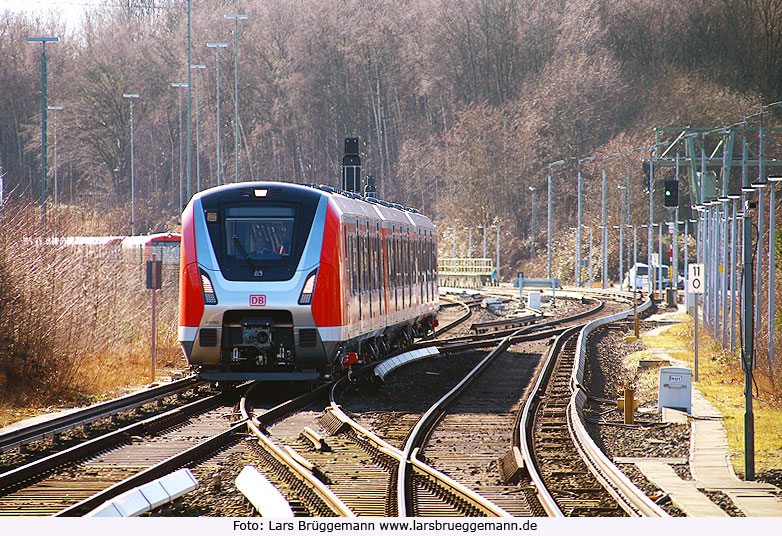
(623, 263, 670, 291)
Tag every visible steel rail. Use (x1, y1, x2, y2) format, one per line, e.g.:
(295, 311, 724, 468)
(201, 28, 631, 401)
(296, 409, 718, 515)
(421, 296, 472, 340)
(0, 386, 239, 495)
(566, 296, 669, 517)
(517, 326, 582, 517)
(60, 382, 333, 516)
(240, 381, 355, 517)
(0, 376, 202, 452)
(57, 418, 248, 517)
(396, 325, 522, 517)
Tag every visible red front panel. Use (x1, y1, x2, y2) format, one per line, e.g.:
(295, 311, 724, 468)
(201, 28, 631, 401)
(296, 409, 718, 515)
(179, 202, 205, 328)
(311, 202, 344, 327)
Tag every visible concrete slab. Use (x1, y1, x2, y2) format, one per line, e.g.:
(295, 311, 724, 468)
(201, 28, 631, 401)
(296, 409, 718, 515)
(634, 340, 782, 516)
(630, 459, 728, 517)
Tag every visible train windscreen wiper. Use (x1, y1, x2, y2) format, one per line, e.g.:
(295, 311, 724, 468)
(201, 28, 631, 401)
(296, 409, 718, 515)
(232, 235, 260, 272)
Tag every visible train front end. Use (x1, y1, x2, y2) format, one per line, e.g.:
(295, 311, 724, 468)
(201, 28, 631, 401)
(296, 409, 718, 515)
(178, 182, 331, 381)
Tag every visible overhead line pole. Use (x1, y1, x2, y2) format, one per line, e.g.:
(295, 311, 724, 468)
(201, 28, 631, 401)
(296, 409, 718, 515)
(187, 0, 192, 200)
(547, 160, 565, 279)
(602, 153, 621, 288)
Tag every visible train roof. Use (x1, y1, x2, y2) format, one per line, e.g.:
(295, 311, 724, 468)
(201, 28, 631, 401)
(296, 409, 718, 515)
(191, 181, 435, 231)
(121, 232, 181, 247)
(44, 236, 124, 246)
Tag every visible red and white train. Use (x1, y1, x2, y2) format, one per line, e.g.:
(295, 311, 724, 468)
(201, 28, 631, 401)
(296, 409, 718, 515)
(178, 182, 439, 381)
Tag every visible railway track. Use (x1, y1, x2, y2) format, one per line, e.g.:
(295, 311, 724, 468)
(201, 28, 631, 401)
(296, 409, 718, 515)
(0, 384, 245, 516)
(300, 292, 626, 517)
(0, 376, 203, 455)
(520, 296, 668, 517)
(0, 287, 664, 518)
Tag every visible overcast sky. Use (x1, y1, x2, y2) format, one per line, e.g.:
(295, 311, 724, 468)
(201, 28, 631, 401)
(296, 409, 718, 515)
(1, 0, 97, 30)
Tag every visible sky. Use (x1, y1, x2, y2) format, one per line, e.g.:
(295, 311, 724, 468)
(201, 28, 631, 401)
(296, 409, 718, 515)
(1, 0, 98, 30)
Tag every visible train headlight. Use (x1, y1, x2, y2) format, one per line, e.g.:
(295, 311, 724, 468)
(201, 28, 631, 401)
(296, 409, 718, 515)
(200, 270, 218, 305)
(298, 269, 318, 305)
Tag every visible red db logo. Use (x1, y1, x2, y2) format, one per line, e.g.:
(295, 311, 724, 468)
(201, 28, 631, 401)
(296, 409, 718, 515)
(249, 295, 266, 306)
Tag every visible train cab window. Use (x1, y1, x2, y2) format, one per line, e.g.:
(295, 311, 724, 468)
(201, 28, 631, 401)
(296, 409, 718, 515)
(218, 205, 302, 281)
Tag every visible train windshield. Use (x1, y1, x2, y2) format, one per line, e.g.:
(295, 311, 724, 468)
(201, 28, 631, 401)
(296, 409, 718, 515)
(217, 205, 302, 281)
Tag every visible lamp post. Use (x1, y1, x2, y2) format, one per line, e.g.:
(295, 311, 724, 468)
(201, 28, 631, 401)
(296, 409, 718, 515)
(719, 197, 730, 347)
(528, 185, 536, 262)
(172, 83, 188, 210)
(465, 226, 472, 257)
(767, 176, 782, 371)
(588, 225, 594, 288)
(187, 0, 192, 201)
(626, 147, 646, 287)
(207, 43, 228, 186)
(47, 105, 63, 206)
(27, 36, 60, 217)
(225, 14, 248, 183)
(618, 185, 626, 286)
(123, 93, 140, 236)
(481, 225, 487, 259)
(577, 156, 595, 287)
(446, 226, 455, 271)
(602, 153, 621, 288)
(728, 195, 739, 353)
(548, 160, 565, 278)
(495, 223, 500, 282)
(191, 64, 206, 192)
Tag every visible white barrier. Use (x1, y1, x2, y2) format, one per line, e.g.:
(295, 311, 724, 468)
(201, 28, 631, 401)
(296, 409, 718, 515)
(86, 468, 198, 517)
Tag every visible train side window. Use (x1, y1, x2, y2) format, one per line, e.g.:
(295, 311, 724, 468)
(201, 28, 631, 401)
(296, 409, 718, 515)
(352, 231, 358, 295)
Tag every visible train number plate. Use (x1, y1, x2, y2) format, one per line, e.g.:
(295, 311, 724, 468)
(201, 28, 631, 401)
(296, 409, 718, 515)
(249, 295, 267, 307)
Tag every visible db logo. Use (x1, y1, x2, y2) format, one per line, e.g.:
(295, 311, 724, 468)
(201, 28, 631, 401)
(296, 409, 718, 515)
(249, 295, 266, 306)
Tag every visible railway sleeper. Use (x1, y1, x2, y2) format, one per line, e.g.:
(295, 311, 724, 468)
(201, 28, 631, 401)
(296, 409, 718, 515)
(497, 446, 527, 484)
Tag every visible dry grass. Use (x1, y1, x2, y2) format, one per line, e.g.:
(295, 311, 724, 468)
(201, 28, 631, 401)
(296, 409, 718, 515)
(0, 202, 186, 427)
(641, 316, 782, 473)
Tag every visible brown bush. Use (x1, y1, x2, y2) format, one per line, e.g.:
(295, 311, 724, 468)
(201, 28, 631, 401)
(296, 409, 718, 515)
(0, 202, 185, 409)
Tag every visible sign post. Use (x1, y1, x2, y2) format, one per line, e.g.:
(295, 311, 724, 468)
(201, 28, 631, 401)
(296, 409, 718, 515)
(146, 254, 163, 382)
(688, 263, 704, 382)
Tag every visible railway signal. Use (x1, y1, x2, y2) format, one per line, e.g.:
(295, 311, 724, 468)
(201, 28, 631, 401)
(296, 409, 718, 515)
(663, 179, 678, 207)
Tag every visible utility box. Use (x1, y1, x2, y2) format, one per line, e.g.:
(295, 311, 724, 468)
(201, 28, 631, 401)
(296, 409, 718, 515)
(657, 366, 692, 414)
(528, 291, 542, 311)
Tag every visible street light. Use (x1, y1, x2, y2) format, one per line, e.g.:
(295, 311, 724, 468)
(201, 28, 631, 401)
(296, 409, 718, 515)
(47, 105, 63, 206)
(528, 185, 536, 262)
(191, 64, 206, 192)
(123, 93, 140, 236)
(547, 160, 565, 278)
(767, 176, 782, 372)
(617, 184, 626, 286)
(577, 156, 595, 287)
(464, 226, 472, 257)
(225, 14, 248, 183)
(171, 83, 188, 210)
(187, 0, 192, 201)
(27, 36, 60, 217)
(207, 43, 229, 186)
(602, 153, 621, 288)
(627, 147, 646, 285)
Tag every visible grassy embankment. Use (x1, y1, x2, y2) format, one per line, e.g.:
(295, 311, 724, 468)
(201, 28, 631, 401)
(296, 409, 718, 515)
(624, 310, 782, 474)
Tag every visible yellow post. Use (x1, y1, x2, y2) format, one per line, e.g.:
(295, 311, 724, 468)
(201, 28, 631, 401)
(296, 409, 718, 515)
(624, 387, 635, 424)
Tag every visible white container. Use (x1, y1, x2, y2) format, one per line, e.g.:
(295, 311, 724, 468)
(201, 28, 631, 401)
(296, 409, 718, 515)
(528, 291, 542, 310)
(657, 366, 692, 414)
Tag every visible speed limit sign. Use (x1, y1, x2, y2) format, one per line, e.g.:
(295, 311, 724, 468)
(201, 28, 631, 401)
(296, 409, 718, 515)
(688, 263, 704, 294)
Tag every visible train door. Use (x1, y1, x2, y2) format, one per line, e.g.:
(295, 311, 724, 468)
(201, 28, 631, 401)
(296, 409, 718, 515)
(391, 225, 402, 312)
(358, 219, 365, 328)
(381, 222, 389, 318)
(345, 217, 359, 330)
(373, 221, 382, 324)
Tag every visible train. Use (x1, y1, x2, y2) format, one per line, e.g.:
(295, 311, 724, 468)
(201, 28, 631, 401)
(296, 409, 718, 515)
(121, 232, 181, 264)
(178, 182, 439, 381)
